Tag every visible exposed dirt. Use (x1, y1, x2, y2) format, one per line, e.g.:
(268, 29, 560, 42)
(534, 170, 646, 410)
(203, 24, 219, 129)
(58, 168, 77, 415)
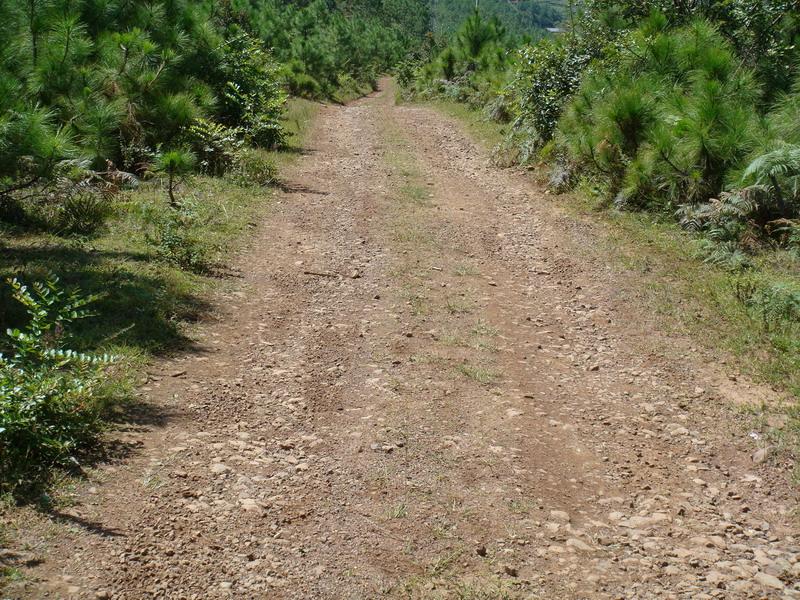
(3, 82, 800, 599)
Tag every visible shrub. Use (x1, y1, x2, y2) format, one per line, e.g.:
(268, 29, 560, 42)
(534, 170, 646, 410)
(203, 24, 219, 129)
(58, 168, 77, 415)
(57, 188, 113, 236)
(0, 276, 115, 497)
(410, 11, 517, 113)
(558, 18, 761, 210)
(186, 119, 243, 177)
(148, 205, 209, 274)
(155, 149, 196, 208)
(734, 275, 800, 333)
(509, 39, 593, 148)
(217, 32, 287, 149)
(230, 149, 278, 187)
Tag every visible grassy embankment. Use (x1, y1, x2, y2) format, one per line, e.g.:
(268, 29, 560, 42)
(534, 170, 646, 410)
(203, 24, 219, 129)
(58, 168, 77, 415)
(0, 98, 320, 409)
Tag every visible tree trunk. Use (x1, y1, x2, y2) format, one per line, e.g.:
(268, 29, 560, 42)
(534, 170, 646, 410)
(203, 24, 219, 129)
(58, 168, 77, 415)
(168, 170, 177, 208)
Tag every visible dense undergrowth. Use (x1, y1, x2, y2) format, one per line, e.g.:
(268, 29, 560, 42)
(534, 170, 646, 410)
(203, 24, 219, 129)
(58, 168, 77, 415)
(406, 2, 800, 402)
(0, 0, 427, 204)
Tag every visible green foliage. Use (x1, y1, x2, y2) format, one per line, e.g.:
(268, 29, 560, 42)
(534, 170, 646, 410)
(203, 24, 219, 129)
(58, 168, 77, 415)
(429, 0, 560, 38)
(187, 119, 243, 177)
(230, 149, 278, 188)
(0, 0, 288, 224)
(57, 189, 113, 236)
(0, 276, 114, 497)
(156, 149, 196, 207)
(559, 19, 761, 211)
(734, 274, 800, 338)
(509, 38, 594, 148)
(583, 0, 800, 101)
(148, 204, 209, 273)
(0, 107, 75, 198)
(237, 0, 428, 99)
(217, 32, 287, 149)
(411, 11, 516, 109)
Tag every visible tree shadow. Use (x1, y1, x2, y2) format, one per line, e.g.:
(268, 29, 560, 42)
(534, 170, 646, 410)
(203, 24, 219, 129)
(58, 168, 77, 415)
(0, 235, 222, 507)
(47, 510, 126, 539)
(278, 182, 330, 196)
(3, 394, 182, 507)
(0, 243, 210, 356)
(277, 145, 314, 156)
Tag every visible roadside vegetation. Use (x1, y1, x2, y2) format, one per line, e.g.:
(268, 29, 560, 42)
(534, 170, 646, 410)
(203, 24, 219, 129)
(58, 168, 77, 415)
(0, 0, 428, 499)
(404, 1, 800, 402)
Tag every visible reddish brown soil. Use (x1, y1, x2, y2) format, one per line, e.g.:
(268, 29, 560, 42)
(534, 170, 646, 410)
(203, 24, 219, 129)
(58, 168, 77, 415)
(3, 83, 799, 599)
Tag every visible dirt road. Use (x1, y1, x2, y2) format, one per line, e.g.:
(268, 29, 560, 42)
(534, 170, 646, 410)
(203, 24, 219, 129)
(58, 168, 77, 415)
(7, 83, 800, 599)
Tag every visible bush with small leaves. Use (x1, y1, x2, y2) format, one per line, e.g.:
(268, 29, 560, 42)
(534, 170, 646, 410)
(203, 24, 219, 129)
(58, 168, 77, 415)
(230, 149, 278, 188)
(0, 276, 116, 497)
(217, 32, 287, 149)
(186, 119, 243, 177)
(509, 38, 596, 150)
(148, 205, 209, 274)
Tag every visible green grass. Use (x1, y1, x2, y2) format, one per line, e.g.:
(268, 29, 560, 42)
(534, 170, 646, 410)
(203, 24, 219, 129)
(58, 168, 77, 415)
(445, 296, 475, 315)
(387, 502, 409, 519)
(331, 76, 378, 105)
(454, 263, 480, 277)
(0, 518, 25, 588)
(596, 208, 800, 396)
(401, 183, 434, 206)
(456, 362, 498, 384)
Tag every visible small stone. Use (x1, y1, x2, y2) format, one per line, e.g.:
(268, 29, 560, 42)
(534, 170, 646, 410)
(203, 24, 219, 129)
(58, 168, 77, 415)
(751, 447, 771, 464)
(566, 538, 593, 552)
(240, 499, 261, 513)
(550, 510, 570, 523)
(95, 592, 111, 599)
(706, 571, 725, 587)
(210, 463, 230, 475)
(754, 572, 784, 589)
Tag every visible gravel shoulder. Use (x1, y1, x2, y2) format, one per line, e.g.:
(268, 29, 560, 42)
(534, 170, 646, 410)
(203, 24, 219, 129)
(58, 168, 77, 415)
(3, 82, 799, 600)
